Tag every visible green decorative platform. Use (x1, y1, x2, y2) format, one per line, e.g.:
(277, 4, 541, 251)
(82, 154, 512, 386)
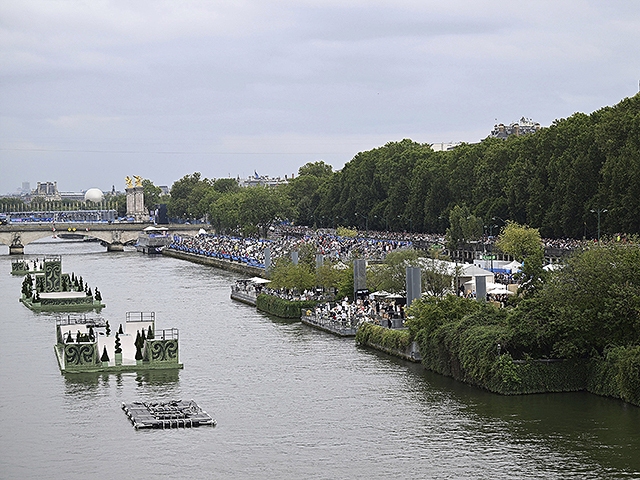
(54, 312, 183, 374)
(19, 256, 105, 312)
(11, 258, 44, 275)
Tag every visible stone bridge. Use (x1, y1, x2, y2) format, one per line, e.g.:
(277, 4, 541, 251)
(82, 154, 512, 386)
(0, 222, 208, 254)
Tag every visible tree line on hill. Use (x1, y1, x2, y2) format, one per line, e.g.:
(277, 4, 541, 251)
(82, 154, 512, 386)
(161, 93, 640, 239)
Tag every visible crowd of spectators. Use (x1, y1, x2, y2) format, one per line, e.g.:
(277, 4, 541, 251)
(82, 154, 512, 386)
(272, 224, 623, 253)
(306, 297, 405, 330)
(167, 230, 413, 269)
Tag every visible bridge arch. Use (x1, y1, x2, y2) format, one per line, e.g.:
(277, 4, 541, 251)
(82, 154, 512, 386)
(0, 223, 208, 254)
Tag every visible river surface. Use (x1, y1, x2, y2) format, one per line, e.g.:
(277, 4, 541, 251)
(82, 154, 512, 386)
(2, 239, 640, 479)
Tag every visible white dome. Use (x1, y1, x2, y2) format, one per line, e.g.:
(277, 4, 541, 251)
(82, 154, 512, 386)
(84, 188, 104, 202)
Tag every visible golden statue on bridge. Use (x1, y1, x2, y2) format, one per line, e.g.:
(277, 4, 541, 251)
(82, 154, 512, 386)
(125, 176, 144, 188)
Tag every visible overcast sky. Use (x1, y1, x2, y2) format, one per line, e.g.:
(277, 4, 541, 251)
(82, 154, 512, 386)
(1, 0, 639, 195)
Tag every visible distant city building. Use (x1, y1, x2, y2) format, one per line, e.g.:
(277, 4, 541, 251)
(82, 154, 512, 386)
(237, 173, 291, 188)
(28, 181, 97, 202)
(158, 185, 170, 196)
(430, 142, 462, 152)
(489, 117, 541, 139)
(31, 181, 61, 201)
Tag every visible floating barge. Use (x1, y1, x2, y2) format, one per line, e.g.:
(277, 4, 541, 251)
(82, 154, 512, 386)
(301, 311, 358, 337)
(11, 258, 44, 275)
(54, 312, 184, 374)
(136, 226, 171, 254)
(122, 400, 215, 429)
(19, 256, 105, 312)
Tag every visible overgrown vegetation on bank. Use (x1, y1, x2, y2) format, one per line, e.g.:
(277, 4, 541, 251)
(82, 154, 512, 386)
(356, 322, 412, 351)
(405, 243, 640, 404)
(256, 294, 318, 319)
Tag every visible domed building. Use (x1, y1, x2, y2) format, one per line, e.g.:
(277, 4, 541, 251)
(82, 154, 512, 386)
(84, 188, 104, 203)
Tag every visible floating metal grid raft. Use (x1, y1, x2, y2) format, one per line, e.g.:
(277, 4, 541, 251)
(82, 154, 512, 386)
(122, 400, 216, 429)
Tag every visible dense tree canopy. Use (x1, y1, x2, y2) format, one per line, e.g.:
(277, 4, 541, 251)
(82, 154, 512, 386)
(294, 94, 640, 238)
(88, 93, 640, 240)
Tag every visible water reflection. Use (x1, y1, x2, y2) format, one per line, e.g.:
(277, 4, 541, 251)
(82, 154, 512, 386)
(135, 369, 180, 386)
(4, 241, 640, 479)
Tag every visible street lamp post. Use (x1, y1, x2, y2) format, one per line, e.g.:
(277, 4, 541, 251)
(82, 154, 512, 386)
(590, 208, 608, 242)
(397, 215, 412, 233)
(355, 212, 368, 233)
(485, 223, 499, 272)
(374, 215, 389, 232)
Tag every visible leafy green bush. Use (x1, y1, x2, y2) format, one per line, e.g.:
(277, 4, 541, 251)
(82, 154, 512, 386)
(256, 294, 317, 318)
(356, 323, 411, 351)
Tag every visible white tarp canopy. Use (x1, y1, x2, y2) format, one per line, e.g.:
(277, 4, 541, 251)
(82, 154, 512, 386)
(370, 290, 391, 297)
(464, 280, 514, 295)
(143, 225, 168, 231)
(504, 260, 522, 272)
(385, 293, 404, 299)
(459, 264, 495, 277)
(487, 284, 515, 295)
(249, 277, 271, 284)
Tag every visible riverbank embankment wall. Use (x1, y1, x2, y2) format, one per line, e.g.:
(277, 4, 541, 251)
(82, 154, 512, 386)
(162, 249, 265, 277)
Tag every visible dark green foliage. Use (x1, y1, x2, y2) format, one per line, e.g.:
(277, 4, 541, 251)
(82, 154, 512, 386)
(94, 288, 102, 302)
(66, 331, 73, 343)
(118, 324, 123, 335)
(408, 245, 640, 405)
(142, 179, 163, 211)
(36, 276, 44, 293)
(256, 294, 317, 318)
(88, 326, 95, 342)
(105, 320, 111, 337)
(524, 244, 640, 358)
(101, 346, 109, 362)
(21, 275, 33, 297)
(147, 326, 154, 340)
(115, 332, 122, 354)
(135, 341, 143, 361)
(263, 94, 640, 238)
(587, 347, 640, 405)
(356, 323, 411, 351)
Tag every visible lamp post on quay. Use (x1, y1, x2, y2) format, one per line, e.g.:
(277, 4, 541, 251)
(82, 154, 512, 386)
(485, 223, 499, 272)
(590, 208, 607, 242)
(355, 212, 368, 233)
(374, 215, 389, 232)
(397, 215, 412, 233)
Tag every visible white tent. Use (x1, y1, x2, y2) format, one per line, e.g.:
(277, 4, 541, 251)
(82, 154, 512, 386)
(487, 284, 514, 295)
(249, 277, 271, 284)
(370, 290, 391, 298)
(504, 260, 522, 273)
